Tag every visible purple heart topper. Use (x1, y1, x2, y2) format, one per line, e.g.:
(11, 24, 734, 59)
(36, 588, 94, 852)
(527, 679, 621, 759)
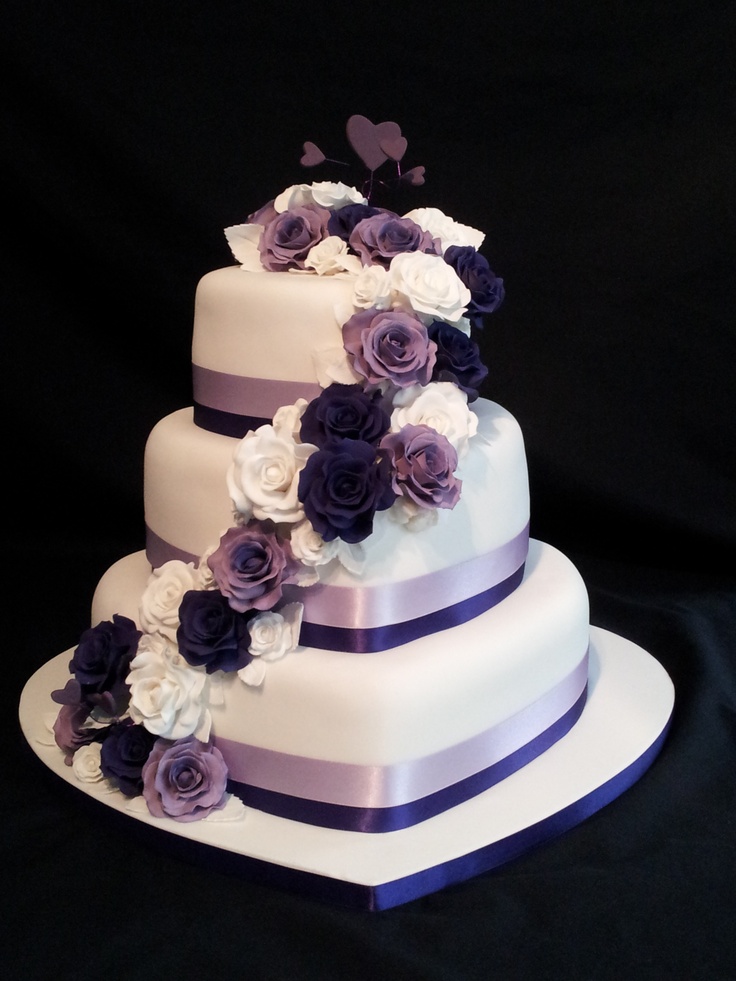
(379, 135, 408, 162)
(401, 166, 426, 186)
(300, 141, 326, 167)
(346, 115, 403, 172)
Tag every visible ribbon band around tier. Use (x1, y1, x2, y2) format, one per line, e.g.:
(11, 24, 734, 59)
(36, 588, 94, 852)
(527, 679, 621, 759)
(192, 364, 323, 438)
(218, 649, 589, 832)
(146, 523, 530, 653)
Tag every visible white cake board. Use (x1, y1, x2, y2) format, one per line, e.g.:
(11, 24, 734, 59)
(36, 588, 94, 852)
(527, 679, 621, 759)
(19, 626, 673, 910)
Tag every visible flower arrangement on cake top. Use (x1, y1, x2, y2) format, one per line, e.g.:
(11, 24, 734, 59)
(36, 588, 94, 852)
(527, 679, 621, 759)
(44, 116, 506, 823)
(223, 115, 504, 546)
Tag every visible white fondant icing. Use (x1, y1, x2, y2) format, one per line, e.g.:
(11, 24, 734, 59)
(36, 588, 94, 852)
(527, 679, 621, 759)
(92, 540, 589, 769)
(192, 267, 355, 382)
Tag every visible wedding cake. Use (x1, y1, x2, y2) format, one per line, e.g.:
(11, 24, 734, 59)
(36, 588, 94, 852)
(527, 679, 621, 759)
(19, 117, 674, 909)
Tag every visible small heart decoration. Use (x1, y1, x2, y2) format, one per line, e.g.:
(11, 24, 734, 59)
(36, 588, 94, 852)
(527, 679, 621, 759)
(346, 114, 388, 172)
(401, 165, 426, 186)
(374, 119, 402, 141)
(300, 141, 325, 167)
(379, 135, 408, 162)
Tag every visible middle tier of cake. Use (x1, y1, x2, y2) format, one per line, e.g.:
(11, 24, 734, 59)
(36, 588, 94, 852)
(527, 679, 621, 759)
(143, 397, 531, 577)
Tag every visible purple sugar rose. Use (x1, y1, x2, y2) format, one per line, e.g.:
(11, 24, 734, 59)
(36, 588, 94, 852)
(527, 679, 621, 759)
(69, 614, 141, 714)
(427, 321, 488, 401)
(100, 722, 157, 797)
(380, 425, 462, 510)
(342, 307, 437, 389)
(299, 384, 391, 449)
(52, 701, 99, 765)
(208, 523, 301, 614)
(298, 440, 396, 544)
(176, 589, 254, 674)
(258, 204, 331, 271)
(349, 213, 438, 268)
(443, 246, 505, 327)
(142, 736, 229, 823)
(327, 203, 385, 243)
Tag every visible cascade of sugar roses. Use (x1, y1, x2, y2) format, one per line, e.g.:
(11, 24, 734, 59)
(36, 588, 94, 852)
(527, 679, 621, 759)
(46, 115, 505, 822)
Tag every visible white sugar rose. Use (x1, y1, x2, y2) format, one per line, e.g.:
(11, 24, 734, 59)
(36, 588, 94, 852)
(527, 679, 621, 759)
(248, 604, 303, 661)
(72, 742, 105, 785)
(139, 560, 198, 642)
(388, 251, 471, 324)
(391, 382, 478, 458)
(309, 181, 367, 209)
(289, 519, 340, 567)
(274, 181, 366, 212)
(127, 634, 211, 741)
(196, 544, 220, 590)
(273, 183, 314, 212)
(351, 263, 392, 310)
(388, 497, 441, 532)
(403, 207, 485, 252)
(305, 236, 362, 276)
(238, 603, 303, 687)
(227, 424, 317, 524)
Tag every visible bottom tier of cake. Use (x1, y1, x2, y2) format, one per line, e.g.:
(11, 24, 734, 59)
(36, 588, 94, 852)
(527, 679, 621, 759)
(90, 540, 592, 831)
(19, 627, 674, 909)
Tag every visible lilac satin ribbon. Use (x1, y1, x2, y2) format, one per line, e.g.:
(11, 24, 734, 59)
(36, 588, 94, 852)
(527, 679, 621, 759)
(218, 649, 589, 832)
(146, 523, 530, 654)
(294, 565, 524, 653)
(287, 526, 529, 629)
(192, 364, 322, 437)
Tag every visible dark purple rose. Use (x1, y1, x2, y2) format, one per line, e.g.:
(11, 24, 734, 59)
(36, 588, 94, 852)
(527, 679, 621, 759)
(69, 614, 141, 713)
(380, 424, 461, 510)
(100, 721, 157, 797)
(443, 246, 505, 327)
(427, 321, 488, 402)
(258, 204, 331, 271)
(52, 702, 100, 765)
(176, 589, 253, 674)
(207, 523, 301, 614)
(142, 736, 229, 823)
(298, 440, 396, 544)
(349, 214, 438, 268)
(342, 307, 437, 388)
(327, 204, 386, 243)
(299, 384, 390, 449)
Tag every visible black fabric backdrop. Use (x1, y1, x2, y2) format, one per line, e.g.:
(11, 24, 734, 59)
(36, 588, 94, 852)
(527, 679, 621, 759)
(4, 3, 735, 978)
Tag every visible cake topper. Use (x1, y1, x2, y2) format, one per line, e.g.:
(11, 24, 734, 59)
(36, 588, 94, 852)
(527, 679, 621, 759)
(300, 114, 426, 200)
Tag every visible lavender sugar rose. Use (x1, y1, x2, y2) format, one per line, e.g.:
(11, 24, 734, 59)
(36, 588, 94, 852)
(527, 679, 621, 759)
(142, 736, 229, 822)
(342, 308, 438, 388)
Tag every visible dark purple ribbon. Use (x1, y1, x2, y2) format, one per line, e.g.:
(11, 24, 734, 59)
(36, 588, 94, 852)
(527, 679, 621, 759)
(193, 402, 270, 438)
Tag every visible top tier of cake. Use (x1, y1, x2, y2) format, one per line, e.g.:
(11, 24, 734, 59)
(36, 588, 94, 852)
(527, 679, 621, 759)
(192, 267, 354, 431)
